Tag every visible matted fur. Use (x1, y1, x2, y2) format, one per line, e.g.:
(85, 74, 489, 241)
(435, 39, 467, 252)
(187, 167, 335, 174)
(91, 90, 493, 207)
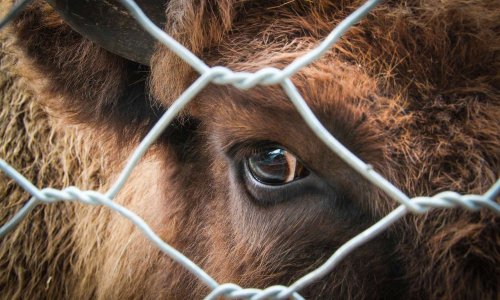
(0, 0, 499, 299)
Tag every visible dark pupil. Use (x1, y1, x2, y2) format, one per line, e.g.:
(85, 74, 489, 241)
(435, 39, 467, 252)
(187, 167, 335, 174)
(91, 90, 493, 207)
(248, 149, 289, 184)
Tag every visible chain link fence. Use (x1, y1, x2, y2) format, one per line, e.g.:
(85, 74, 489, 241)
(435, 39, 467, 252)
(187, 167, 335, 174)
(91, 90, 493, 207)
(1, 0, 499, 299)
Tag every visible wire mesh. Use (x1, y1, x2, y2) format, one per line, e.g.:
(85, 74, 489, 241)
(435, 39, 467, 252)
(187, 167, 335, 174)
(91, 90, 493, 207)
(0, 0, 499, 299)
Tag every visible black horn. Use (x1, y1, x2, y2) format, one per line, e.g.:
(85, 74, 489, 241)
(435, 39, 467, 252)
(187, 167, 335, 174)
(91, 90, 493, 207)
(45, 0, 166, 65)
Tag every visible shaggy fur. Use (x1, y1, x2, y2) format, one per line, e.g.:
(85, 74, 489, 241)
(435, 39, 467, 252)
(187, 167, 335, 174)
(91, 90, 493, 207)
(0, 0, 499, 299)
(0, 17, 107, 299)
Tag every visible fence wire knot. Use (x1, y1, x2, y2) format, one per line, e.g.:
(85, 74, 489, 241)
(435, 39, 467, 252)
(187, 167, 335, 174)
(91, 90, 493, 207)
(210, 66, 285, 89)
(204, 283, 305, 300)
(412, 188, 500, 214)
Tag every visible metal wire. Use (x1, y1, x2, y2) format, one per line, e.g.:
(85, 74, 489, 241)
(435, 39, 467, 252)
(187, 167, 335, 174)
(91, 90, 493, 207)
(1, 0, 499, 299)
(0, 0, 33, 30)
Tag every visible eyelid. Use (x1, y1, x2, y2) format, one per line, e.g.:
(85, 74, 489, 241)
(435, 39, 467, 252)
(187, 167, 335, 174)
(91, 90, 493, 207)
(226, 140, 297, 162)
(241, 160, 328, 206)
(247, 148, 309, 185)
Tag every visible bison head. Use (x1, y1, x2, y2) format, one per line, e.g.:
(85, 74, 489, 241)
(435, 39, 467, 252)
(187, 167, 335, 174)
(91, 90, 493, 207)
(1, 0, 499, 299)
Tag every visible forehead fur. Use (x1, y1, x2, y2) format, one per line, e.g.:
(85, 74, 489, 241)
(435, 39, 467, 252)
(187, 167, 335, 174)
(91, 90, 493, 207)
(195, 58, 384, 169)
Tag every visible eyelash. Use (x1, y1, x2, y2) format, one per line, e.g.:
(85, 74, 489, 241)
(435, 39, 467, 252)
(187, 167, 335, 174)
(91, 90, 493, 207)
(226, 142, 345, 210)
(227, 141, 288, 161)
(226, 141, 326, 206)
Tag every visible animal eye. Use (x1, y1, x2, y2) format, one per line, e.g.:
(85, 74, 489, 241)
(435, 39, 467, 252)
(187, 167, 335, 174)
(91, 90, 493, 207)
(247, 148, 309, 185)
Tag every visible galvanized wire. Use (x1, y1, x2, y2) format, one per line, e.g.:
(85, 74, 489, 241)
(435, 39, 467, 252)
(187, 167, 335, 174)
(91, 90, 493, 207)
(0, 0, 32, 29)
(1, 0, 499, 299)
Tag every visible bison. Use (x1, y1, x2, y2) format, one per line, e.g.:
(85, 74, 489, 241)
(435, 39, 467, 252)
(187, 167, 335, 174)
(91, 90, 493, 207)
(0, 0, 499, 299)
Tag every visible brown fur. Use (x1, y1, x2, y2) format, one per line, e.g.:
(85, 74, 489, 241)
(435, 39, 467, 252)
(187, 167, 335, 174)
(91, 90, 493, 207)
(0, 0, 499, 299)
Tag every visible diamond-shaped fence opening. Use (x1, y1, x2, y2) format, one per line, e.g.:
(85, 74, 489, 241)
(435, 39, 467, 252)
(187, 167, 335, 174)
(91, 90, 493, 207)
(0, 0, 499, 299)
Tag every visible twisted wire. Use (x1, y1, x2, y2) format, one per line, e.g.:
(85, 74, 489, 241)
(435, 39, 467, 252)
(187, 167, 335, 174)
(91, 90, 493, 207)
(0, 0, 33, 29)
